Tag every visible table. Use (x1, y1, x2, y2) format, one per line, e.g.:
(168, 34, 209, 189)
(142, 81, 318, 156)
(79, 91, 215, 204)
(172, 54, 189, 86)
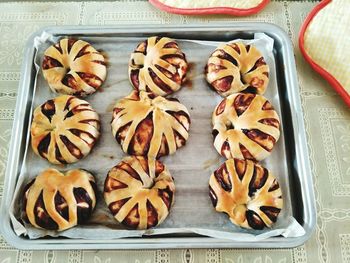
(0, 1, 349, 262)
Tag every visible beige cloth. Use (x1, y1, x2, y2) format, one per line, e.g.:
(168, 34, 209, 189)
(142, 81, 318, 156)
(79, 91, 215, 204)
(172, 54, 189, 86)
(0, 1, 349, 262)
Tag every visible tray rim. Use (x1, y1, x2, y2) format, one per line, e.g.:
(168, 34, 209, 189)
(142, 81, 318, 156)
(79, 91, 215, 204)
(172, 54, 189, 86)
(0, 23, 316, 250)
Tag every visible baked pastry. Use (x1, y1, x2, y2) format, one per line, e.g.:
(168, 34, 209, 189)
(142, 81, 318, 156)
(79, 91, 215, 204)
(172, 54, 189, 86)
(129, 36, 188, 96)
(42, 38, 107, 96)
(209, 158, 283, 229)
(22, 168, 97, 231)
(111, 91, 190, 158)
(212, 93, 280, 161)
(31, 95, 100, 164)
(104, 156, 175, 229)
(205, 42, 269, 96)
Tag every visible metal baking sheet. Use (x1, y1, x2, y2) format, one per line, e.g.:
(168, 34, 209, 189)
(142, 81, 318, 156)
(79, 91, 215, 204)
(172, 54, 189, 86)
(0, 24, 316, 249)
(12, 32, 301, 240)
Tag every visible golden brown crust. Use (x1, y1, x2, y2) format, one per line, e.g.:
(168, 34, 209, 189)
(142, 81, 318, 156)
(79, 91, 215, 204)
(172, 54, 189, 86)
(104, 156, 175, 229)
(209, 159, 283, 229)
(212, 93, 280, 161)
(42, 38, 107, 96)
(31, 95, 100, 164)
(111, 91, 190, 158)
(129, 36, 188, 96)
(22, 168, 97, 231)
(206, 42, 269, 96)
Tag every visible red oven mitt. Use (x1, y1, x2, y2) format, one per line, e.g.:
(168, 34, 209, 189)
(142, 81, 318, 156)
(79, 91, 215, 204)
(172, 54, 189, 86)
(299, 0, 350, 107)
(149, 0, 270, 16)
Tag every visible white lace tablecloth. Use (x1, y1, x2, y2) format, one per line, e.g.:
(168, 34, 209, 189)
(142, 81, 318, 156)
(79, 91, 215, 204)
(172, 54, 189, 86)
(0, 1, 349, 262)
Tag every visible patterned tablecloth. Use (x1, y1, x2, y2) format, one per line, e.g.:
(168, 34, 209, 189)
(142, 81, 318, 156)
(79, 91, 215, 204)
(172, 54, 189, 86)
(0, 1, 349, 262)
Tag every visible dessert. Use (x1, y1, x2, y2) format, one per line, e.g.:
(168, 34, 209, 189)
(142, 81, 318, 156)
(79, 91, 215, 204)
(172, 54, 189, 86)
(212, 93, 280, 161)
(22, 168, 97, 231)
(111, 91, 190, 158)
(42, 38, 107, 96)
(31, 95, 100, 164)
(209, 158, 283, 229)
(129, 36, 188, 96)
(104, 156, 175, 229)
(205, 42, 269, 96)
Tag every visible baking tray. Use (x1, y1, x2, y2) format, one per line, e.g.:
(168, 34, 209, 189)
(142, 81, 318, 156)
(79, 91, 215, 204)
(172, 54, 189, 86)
(0, 23, 316, 249)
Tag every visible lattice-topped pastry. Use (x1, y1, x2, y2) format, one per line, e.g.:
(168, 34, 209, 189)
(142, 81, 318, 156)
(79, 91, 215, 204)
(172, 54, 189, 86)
(104, 156, 175, 229)
(22, 168, 97, 231)
(212, 93, 280, 161)
(209, 158, 283, 229)
(205, 42, 269, 96)
(42, 38, 107, 96)
(31, 95, 100, 164)
(111, 91, 190, 158)
(129, 36, 188, 96)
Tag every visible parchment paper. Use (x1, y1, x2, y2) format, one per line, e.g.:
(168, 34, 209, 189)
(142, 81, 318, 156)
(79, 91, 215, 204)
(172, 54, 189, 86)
(9, 32, 305, 241)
